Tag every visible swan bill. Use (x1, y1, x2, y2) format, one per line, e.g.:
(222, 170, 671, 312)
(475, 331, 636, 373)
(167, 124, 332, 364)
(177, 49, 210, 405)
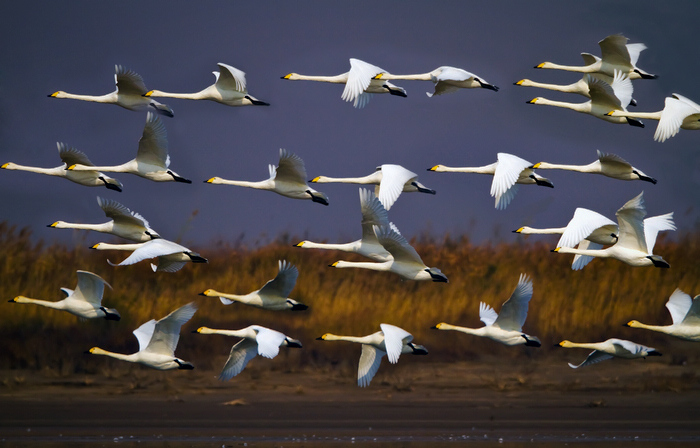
(294, 241, 305, 247)
(514, 79, 525, 86)
(427, 165, 439, 171)
(527, 98, 539, 104)
(513, 227, 524, 233)
(1, 163, 8, 169)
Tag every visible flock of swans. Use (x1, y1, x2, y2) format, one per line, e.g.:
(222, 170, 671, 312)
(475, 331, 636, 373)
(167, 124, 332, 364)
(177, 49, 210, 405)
(5, 33, 699, 387)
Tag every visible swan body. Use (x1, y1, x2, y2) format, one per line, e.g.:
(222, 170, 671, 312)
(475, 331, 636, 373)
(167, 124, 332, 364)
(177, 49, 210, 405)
(145, 63, 269, 107)
(311, 164, 434, 210)
(49, 196, 160, 242)
(206, 148, 328, 205)
(432, 274, 541, 347)
(626, 288, 700, 342)
(317, 323, 428, 387)
(49, 65, 173, 116)
(559, 338, 661, 369)
(330, 224, 448, 282)
(9, 270, 119, 320)
(429, 152, 553, 209)
(88, 302, 197, 370)
(377, 66, 498, 96)
(296, 188, 392, 262)
(608, 93, 700, 142)
(91, 239, 207, 272)
(532, 150, 656, 183)
(282, 58, 407, 108)
(68, 112, 191, 183)
(195, 325, 302, 380)
(200, 260, 307, 311)
(2, 142, 123, 191)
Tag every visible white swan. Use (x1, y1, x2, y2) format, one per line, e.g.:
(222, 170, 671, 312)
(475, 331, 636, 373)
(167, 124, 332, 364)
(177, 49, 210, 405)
(195, 325, 302, 380)
(91, 238, 207, 272)
(310, 164, 434, 210)
(515, 72, 637, 106)
(626, 288, 700, 342)
(200, 260, 307, 311)
(527, 70, 643, 126)
(9, 270, 119, 320)
(330, 224, 448, 282)
(206, 148, 328, 205)
(145, 63, 269, 107)
(532, 150, 656, 183)
(88, 302, 197, 370)
(432, 274, 541, 347)
(2, 142, 123, 191)
(607, 93, 700, 142)
(377, 66, 498, 96)
(558, 338, 661, 369)
(49, 196, 160, 242)
(49, 65, 173, 116)
(535, 34, 657, 80)
(429, 152, 553, 210)
(296, 188, 392, 262)
(67, 112, 191, 183)
(282, 58, 407, 108)
(554, 192, 673, 268)
(317, 323, 428, 387)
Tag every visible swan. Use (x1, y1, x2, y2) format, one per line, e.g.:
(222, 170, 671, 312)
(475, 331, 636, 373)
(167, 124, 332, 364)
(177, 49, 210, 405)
(49, 196, 160, 242)
(553, 192, 673, 268)
(429, 152, 553, 210)
(194, 325, 302, 380)
(558, 338, 661, 369)
(67, 112, 191, 183)
(200, 260, 307, 311)
(296, 188, 392, 262)
(317, 323, 428, 387)
(527, 70, 643, 126)
(205, 148, 329, 205)
(49, 65, 173, 116)
(281, 58, 407, 108)
(607, 94, 700, 142)
(515, 72, 637, 106)
(9, 270, 119, 320)
(310, 164, 435, 210)
(330, 224, 448, 282)
(625, 288, 700, 342)
(87, 302, 197, 370)
(91, 238, 208, 272)
(535, 34, 657, 80)
(1, 142, 123, 191)
(376, 66, 498, 96)
(144, 63, 269, 107)
(532, 150, 657, 183)
(432, 274, 541, 347)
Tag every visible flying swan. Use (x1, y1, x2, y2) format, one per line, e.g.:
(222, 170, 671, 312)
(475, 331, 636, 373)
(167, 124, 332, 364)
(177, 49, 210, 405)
(91, 238, 208, 273)
(558, 338, 661, 369)
(531, 150, 656, 183)
(377, 66, 498, 97)
(625, 288, 700, 342)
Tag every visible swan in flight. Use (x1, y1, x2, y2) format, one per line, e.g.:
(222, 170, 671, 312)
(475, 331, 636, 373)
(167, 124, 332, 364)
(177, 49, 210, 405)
(330, 224, 448, 282)
(377, 66, 498, 97)
(200, 260, 307, 311)
(91, 238, 207, 272)
(49, 65, 173, 116)
(527, 70, 643, 126)
(558, 338, 661, 369)
(532, 150, 657, 183)
(429, 152, 553, 210)
(607, 93, 700, 142)
(68, 112, 190, 183)
(535, 34, 657, 80)
(553, 192, 672, 268)
(296, 188, 392, 262)
(432, 274, 541, 347)
(9, 270, 119, 321)
(145, 63, 269, 107)
(206, 148, 329, 205)
(317, 323, 427, 387)
(515, 71, 637, 107)
(626, 288, 700, 342)
(281, 58, 407, 108)
(88, 302, 197, 370)
(2, 142, 123, 191)
(195, 325, 302, 380)
(49, 196, 160, 242)
(310, 164, 435, 210)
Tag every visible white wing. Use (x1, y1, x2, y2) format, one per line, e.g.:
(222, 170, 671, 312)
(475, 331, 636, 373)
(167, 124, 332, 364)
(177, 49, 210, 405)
(72, 270, 110, 306)
(494, 274, 533, 332)
(254, 327, 286, 359)
(258, 260, 298, 298)
(215, 63, 247, 93)
(610, 338, 652, 356)
(492, 153, 531, 210)
(115, 65, 148, 95)
(609, 70, 633, 110)
(479, 302, 498, 327)
(58, 143, 95, 167)
(655, 94, 700, 142)
(380, 323, 412, 364)
(135, 112, 169, 168)
(625, 43, 647, 68)
(666, 288, 693, 325)
(144, 302, 197, 356)
(598, 34, 633, 68)
(219, 339, 259, 381)
(643, 213, 675, 253)
(374, 225, 424, 266)
(683, 295, 700, 326)
(377, 164, 416, 211)
(596, 150, 632, 171)
(342, 58, 385, 107)
(153, 257, 187, 273)
(274, 148, 308, 185)
(558, 208, 617, 248)
(568, 350, 614, 369)
(133, 319, 157, 352)
(614, 192, 647, 253)
(359, 188, 389, 242)
(97, 197, 151, 230)
(358, 344, 385, 387)
(114, 239, 191, 267)
(571, 240, 603, 270)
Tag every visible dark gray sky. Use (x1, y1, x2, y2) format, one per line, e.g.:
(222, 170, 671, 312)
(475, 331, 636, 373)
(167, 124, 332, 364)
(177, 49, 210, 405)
(1, 1, 698, 251)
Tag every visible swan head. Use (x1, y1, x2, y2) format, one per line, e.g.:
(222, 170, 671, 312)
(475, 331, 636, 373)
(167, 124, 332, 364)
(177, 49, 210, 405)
(425, 267, 448, 283)
(90, 243, 103, 250)
(48, 91, 67, 98)
(625, 320, 642, 328)
(199, 289, 215, 297)
(427, 165, 445, 172)
(534, 62, 549, 69)
(431, 322, 447, 330)
(86, 347, 108, 355)
(1, 162, 17, 170)
(287, 299, 308, 311)
(514, 79, 529, 86)
(295, 241, 308, 247)
(527, 98, 541, 104)
(194, 326, 214, 334)
(558, 340, 573, 348)
(205, 177, 222, 184)
(281, 73, 300, 80)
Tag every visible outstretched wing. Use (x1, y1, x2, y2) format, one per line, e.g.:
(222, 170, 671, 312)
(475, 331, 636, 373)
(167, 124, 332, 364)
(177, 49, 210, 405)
(115, 239, 189, 266)
(374, 224, 424, 266)
(136, 112, 169, 168)
(597, 150, 632, 170)
(494, 274, 533, 332)
(215, 63, 247, 93)
(666, 288, 693, 325)
(58, 143, 95, 167)
(558, 208, 617, 248)
(342, 58, 385, 107)
(258, 260, 298, 299)
(219, 339, 258, 381)
(133, 319, 157, 352)
(614, 193, 647, 253)
(568, 350, 614, 369)
(73, 270, 110, 306)
(492, 153, 530, 210)
(274, 148, 308, 185)
(97, 197, 151, 229)
(358, 344, 385, 387)
(380, 323, 412, 364)
(144, 302, 197, 356)
(254, 327, 286, 359)
(479, 302, 498, 327)
(571, 240, 602, 270)
(359, 188, 389, 242)
(598, 34, 633, 68)
(377, 164, 416, 211)
(655, 94, 700, 142)
(115, 65, 148, 95)
(643, 213, 675, 253)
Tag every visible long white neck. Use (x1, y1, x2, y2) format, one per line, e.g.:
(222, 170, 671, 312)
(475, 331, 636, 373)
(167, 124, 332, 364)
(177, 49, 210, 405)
(89, 347, 137, 362)
(627, 321, 672, 334)
(196, 326, 254, 338)
(13, 296, 65, 310)
(560, 341, 604, 350)
(517, 79, 585, 94)
(435, 323, 484, 336)
(70, 161, 133, 173)
(206, 177, 271, 189)
(298, 240, 359, 251)
(610, 110, 662, 120)
(147, 89, 211, 100)
(312, 174, 378, 184)
(532, 97, 590, 113)
(92, 242, 144, 251)
(207, 290, 249, 304)
(285, 73, 348, 84)
(538, 61, 597, 73)
(517, 226, 566, 235)
(51, 221, 111, 232)
(332, 260, 391, 272)
(379, 72, 432, 81)
(556, 246, 610, 258)
(53, 92, 116, 103)
(321, 333, 374, 344)
(533, 162, 596, 173)
(2, 163, 63, 176)
(430, 163, 497, 174)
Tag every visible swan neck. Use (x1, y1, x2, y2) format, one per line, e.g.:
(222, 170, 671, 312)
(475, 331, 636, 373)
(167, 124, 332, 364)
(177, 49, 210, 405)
(3, 164, 60, 175)
(208, 178, 267, 188)
(148, 89, 209, 100)
(519, 226, 566, 235)
(197, 327, 249, 337)
(539, 62, 594, 73)
(535, 98, 587, 111)
(301, 241, 356, 251)
(313, 174, 376, 184)
(333, 260, 388, 271)
(322, 334, 369, 343)
(290, 74, 348, 83)
(520, 79, 579, 92)
(381, 73, 431, 81)
(57, 92, 114, 103)
(93, 242, 143, 251)
(535, 162, 590, 172)
(89, 347, 134, 361)
(433, 164, 496, 174)
(13, 296, 64, 309)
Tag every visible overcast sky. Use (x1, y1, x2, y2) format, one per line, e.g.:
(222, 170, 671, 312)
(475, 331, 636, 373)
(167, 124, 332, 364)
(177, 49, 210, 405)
(1, 1, 698, 253)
